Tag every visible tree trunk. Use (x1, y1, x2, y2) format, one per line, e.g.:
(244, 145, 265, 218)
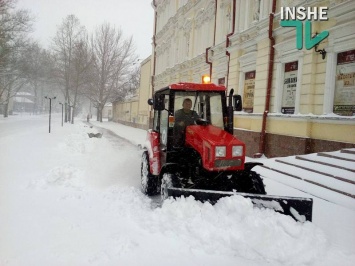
(3, 88, 10, 118)
(68, 105, 72, 123)
(71, 106, 75, 124)
(3, 102, 8, 118)
(32, 81, 38, 115)
(64, 92, 69, 122)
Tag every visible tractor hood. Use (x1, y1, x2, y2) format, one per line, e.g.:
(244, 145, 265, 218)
(185, 125, 246, 171)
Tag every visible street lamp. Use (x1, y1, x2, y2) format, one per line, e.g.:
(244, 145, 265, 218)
(44, 96, 56, 133)
(64, 102, 68, 122)
(59, 102, 64, 127)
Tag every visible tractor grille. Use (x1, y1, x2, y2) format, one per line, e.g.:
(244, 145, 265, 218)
(215, 159, 242, 168)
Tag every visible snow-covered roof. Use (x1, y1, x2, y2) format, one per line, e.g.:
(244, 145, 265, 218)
(13, 97, 34, 103)
(16, 92, 32, 96)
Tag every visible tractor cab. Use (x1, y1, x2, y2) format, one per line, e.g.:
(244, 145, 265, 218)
(149, 83, 230, 152)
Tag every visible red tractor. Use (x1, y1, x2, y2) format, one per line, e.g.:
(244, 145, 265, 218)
(141, 83, 313, 222)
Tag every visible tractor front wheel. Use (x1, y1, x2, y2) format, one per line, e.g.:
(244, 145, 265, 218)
(233, 170, 266, 194)
(141, 151, 159, 196)
(249, 171, 266, 194)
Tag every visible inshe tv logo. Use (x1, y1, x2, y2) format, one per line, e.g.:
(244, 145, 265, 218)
(280, 7, 329, 50)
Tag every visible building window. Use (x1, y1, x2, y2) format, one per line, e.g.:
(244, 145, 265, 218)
(334, 50, 355, 116)
(281, 61, 298, 114)
(274, 53, 303, 115)
(243, 71, 256, 113)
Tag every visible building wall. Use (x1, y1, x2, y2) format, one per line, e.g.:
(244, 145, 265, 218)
(154, 0, 216, 89)
(137, 56, 152, 128)
(151, 0, 355, 157)
(102, 104, 112, 119)
(112, 56, 153, 130)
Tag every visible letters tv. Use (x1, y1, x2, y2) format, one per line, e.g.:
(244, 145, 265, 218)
(281, 7, 329, 21)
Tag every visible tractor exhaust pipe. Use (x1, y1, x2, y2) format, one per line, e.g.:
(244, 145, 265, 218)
(227, 89, 234, 135)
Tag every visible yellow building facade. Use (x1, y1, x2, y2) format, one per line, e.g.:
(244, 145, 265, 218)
(112, 56, 152, 129)
(151, 0, 355, 157)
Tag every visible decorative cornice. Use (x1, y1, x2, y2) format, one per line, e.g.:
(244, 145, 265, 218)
(228, 32, 257, 53)
(156, 16, 177, 39)
(238, 51, 257, 68)
(191, 54, 205, 65)
(195, 8, 213, 28)
(210, 42, 226, 57)
(330, 3, 355, 23)
(281, 0, 305, 7)
(273, 37, 305, 63)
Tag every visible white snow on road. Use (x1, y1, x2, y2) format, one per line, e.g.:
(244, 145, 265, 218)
(0, 114, 354, 266)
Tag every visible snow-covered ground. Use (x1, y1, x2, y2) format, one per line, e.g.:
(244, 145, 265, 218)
(0, 113, 354, 266)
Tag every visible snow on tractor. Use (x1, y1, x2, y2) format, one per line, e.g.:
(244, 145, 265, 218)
(141, 82, 313, 222)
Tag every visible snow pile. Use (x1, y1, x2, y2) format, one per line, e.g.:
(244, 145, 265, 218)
(147, 195, 327, 265)
(57, 131, 94, 154)
(45, 164, 86, 188)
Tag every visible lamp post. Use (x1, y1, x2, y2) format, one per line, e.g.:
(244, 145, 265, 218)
(64, 102, 68, 122)
(59, 102, 64, 127)
(44, 96, 56, 133)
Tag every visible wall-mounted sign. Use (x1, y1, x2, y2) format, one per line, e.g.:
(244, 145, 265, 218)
(218, 77, 225, 86)
(281, 61, 298, 114)
(243, 71, 255, 113)
(334, 50, 355, 116)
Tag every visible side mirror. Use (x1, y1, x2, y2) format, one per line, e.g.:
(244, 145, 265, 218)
(233, 95, 242, 111)
(151, 94, 165, 110)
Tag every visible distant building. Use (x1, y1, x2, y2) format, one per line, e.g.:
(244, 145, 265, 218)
(13, 92, 34, 113)
(102, 103, 113, 120)
(112, 56, 152, 129)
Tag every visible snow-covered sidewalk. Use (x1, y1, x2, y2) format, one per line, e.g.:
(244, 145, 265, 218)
(89, 120, 147, 146)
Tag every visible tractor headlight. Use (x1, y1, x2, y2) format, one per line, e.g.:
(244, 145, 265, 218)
(232, 146, 243, 157)
(215, 146, 226, 157)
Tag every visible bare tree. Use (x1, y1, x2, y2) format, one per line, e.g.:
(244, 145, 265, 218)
(70, 34, 92, 123)
(0, 0, 32, 65)
(89, 23, 136, 122)
(120, 64, 140, 100)
(19, 41, 55, 114)
(0, 0, 33, 117)
(0, 50, 29, 116)
(51, 14, 85, 122)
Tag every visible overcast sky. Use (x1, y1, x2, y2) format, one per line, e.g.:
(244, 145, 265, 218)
(16, 0, 155, 59)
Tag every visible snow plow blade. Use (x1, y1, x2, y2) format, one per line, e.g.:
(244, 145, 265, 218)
(167, 188, 313, 222)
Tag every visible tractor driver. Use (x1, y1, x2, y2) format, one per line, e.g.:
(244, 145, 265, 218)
(173, 98, 199, 146)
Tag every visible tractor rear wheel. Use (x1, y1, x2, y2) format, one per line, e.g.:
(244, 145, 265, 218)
(141, 151, 159, 196)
